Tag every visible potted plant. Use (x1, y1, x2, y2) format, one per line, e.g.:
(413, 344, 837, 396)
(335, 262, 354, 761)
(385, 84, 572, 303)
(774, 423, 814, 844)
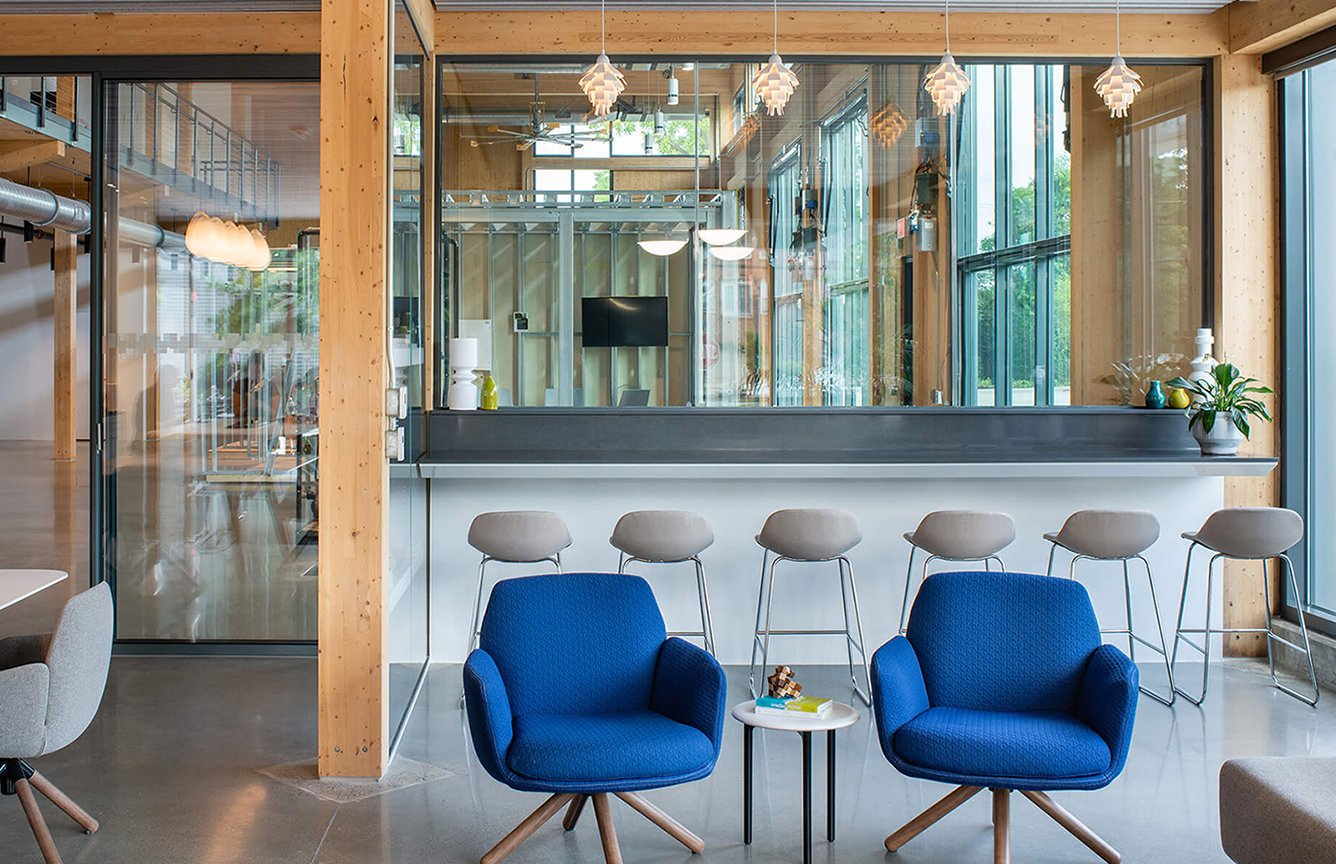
(1167, 362, 1272, 456)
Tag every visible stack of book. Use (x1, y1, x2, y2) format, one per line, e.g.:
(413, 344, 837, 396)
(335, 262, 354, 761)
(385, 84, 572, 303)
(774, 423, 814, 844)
(754, 695, 834, 718)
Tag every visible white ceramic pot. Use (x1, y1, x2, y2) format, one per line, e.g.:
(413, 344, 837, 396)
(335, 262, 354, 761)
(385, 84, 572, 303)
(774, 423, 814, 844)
(1191, 414, 1244, 456)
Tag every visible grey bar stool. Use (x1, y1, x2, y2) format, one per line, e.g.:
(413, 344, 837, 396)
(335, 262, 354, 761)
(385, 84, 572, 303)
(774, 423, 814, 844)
(899, 510, 1016, 633)
(1170, 507, 1319, 706)
(749, 509, 871, 706)
(610, 510, 717, 655)
(1044, 509, 1175, 706)
(465, 510, 572, 659)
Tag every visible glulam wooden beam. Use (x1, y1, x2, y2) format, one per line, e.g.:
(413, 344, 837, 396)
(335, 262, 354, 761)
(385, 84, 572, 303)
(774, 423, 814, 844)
(53, 229, 77, 463)
(1229, 0, 1336, 54)
(318, 0, 391, 779)
(0, 12, 319, 55)
(1214, 53, 1278, 658)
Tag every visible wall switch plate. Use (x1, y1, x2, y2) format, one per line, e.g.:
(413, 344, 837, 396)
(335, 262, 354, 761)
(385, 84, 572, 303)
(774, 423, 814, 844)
(386, 425, 405, 461)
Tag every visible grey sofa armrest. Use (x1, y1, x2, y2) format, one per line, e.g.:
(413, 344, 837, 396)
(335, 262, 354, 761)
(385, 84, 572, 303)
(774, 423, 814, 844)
(1220, 757, 1336, 864)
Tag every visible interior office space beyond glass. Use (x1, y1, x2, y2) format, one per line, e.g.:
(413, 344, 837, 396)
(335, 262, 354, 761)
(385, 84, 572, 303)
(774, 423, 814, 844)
(439, 59, 1207, 409)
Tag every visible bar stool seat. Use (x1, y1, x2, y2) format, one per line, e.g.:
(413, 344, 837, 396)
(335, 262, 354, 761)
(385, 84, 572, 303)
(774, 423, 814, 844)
(899, 511, 1015, 633)
(755, 508, 862, 561)
(1171, 507, 1319, 707)
(611, 510, 714, 562)
(1044, 509, 1174, 706)
(468, 511, 573, 564)
(611, 510, 717, 655)
(750, 509, 871, 706)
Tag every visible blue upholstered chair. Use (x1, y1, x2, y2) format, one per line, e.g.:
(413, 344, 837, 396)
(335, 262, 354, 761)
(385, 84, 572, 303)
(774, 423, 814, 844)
(872, 571, 1138, 864)
(464, 572, 727, 864)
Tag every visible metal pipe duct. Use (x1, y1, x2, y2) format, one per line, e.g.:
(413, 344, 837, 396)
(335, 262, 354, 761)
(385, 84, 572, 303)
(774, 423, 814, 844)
(0, 177, 185, 250)
(0, 177, 91, 234)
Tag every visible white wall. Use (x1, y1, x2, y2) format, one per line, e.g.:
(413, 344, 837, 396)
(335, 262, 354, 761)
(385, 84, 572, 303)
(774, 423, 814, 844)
(426, 474, 1225, 666)
(0, 237, 91, 442)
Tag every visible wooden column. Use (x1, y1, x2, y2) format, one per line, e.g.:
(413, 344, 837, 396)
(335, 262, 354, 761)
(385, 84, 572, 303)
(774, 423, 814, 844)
(318, 0, 392, 778)
(53, 230, 77, 462)
(1215, 53, 1279, 658)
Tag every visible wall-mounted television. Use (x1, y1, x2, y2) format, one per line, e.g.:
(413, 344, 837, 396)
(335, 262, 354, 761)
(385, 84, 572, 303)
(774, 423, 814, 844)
(581, 296, 669, 348)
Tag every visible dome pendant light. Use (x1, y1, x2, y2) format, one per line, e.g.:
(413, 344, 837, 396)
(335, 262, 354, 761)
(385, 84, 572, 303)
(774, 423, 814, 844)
(923, 0, 970, 116)
(579, 0, 626, 118)
(1094, 0, 1143, 118)
(752, 0, 798, 116)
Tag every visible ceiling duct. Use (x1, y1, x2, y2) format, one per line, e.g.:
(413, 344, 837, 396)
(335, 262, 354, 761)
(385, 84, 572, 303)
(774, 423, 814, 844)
(0, 177, 184, 250)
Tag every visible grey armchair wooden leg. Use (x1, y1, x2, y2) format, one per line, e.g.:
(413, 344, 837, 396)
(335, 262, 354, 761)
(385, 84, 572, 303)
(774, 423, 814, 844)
(15, 778, 61, 864)
(28, 772, 98, 834)
(562, 795, 587, 831)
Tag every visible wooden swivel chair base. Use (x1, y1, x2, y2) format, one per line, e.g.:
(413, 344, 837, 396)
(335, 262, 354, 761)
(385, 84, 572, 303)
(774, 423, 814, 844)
(481, 791, 704, 864)
(884, 785, 1121, 864)
(0, 759, 100, 864)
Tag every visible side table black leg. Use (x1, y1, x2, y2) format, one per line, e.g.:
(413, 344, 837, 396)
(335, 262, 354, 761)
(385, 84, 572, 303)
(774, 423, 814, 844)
(743, 724, 754, 845)
(802, 730, 812, 864)
(827, 729, 836, 842)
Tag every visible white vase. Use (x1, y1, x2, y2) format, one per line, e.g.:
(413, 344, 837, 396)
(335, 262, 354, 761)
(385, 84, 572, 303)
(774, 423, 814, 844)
(1191, 415, 1243, 456)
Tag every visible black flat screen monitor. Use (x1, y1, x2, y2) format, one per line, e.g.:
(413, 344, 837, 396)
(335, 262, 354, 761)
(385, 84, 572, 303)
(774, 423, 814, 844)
(581, 296, 669, 348)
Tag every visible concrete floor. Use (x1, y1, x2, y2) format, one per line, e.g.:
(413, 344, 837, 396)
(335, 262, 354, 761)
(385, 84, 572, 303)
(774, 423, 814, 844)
(0, 659, 1327, 864)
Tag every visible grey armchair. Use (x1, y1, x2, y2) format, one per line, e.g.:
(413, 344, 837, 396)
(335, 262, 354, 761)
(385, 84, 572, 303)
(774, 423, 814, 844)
(0, 582, 112, 864)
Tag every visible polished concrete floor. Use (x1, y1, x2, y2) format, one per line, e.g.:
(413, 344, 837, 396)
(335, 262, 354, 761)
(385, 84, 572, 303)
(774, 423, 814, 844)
(0, 658, 1327, 864)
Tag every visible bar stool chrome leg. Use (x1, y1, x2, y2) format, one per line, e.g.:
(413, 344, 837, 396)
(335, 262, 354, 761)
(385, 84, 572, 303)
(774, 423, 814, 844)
(1173, 546, 1319, 707)
(898, 548, 918, 635)
(1266, 555, 1320, 706)
(748, 551, 772, 697)
(836, 555, 873, 705)
(1170, 545, 1212, 705)
(694, 556, 717, 656)
(1136, 554, 1176, 706)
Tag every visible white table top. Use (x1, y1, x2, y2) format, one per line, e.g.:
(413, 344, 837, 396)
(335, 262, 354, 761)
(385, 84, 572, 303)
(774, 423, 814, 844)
(731, 699, 861, 732)
(0, 570, 67, 612)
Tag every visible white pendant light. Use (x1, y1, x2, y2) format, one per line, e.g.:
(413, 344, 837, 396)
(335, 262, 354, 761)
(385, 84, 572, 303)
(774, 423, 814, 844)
(579, 0, 626, 117)
(752, 0, 798, 116)
(666, 66, 680, 106)
(247, 227, 272, 271)
(638, 238, 688, 256)
(1095, 0, 1142, 118)
(924, 0, 970, 116)
(697, 228, 748, 246)
(184, 211, 210, 257)
(709, 245, 755, 262)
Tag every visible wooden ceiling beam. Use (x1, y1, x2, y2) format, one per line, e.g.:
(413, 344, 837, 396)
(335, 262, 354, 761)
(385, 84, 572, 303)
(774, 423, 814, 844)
(0, 139, 67, 174)
(0, 12, 319, 55)
(1228, 0, 1336, 54)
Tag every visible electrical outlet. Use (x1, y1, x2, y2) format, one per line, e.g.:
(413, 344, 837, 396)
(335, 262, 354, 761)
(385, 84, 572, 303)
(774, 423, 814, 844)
(386, 385, 408, 420)
(386, 425, 405, 461)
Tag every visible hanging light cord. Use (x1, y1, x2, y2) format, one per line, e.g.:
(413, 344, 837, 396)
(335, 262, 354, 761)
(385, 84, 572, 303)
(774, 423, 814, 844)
(945, 0, 951, 53)
(773, 0, 779, 54)
(601, 0, 607, 54)
(1115, 0, 1121, 55)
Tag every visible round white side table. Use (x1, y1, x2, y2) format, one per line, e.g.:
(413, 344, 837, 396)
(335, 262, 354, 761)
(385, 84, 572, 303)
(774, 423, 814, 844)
(731, 700, 861, 864)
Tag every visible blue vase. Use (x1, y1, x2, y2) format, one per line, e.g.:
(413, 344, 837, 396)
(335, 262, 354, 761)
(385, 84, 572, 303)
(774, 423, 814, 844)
(1144, 380, 1166, 409)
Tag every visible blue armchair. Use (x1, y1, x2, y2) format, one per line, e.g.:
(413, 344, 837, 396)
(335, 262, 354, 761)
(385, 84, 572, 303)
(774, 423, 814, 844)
(872, 571, 1138, 863)
(464, 572, 727, 864)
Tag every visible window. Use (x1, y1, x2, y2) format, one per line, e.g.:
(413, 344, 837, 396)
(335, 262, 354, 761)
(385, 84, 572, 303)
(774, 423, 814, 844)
(440, 59, 1207, 410)
(1281, 60, 1336, 627)
(957, 64, 1071, 407)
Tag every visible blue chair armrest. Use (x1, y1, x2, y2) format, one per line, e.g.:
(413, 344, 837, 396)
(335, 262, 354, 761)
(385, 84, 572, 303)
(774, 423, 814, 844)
(464, 649, 517, 785)
(1076, 643, 1139, 771)
(871, 636, 930, 739)
(651, 637, 727, 752)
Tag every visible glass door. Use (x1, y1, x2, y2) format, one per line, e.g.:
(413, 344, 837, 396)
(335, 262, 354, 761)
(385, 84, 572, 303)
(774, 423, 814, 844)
(100, 76, 321, 644)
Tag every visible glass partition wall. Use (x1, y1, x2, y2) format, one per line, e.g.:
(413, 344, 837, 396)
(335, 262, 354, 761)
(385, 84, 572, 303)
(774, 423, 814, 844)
(439, 59, 1207, 408)
(388, 1, 431, 754)
(102, 77, 320, 643)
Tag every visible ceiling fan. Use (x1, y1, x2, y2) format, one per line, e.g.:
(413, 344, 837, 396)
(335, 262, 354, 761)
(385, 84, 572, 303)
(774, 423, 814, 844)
(469, 76, 609, 151)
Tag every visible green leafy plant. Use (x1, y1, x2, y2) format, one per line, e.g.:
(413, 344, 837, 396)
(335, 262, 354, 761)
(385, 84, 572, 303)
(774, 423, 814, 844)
(1167, 362, 1273, 439)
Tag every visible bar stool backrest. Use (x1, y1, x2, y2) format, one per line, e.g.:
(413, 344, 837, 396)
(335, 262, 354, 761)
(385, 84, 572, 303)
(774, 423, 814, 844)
(1189, 507, 1304, 559)
(468, 510, 572, 563)
(756, 508, 862, 561)
(907, 510, 1016, 560)
(610, 510, 714, 562)
(1052, 510, 1160, 559)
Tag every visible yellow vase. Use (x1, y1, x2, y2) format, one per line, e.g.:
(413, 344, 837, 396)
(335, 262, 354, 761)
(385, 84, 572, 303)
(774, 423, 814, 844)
(1167, 387, 1190, 410)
